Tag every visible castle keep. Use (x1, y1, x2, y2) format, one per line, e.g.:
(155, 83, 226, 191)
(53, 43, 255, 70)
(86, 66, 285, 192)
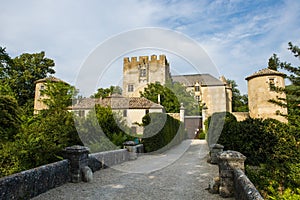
(123, 54, 232, 118)
(123, 55, 171, 97)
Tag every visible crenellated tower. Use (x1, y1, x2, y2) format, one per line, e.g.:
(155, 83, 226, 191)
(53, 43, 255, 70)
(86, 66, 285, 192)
(123, 54, 171, 97)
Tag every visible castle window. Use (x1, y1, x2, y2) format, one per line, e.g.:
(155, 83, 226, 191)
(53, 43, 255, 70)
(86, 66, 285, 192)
(39, 85, 45, 97)
(140, 69, 146, 77)
(269, 78, 275, 91)
(123, 110, 127, 117)
(128, 84, 134, 92)
(195, 85, 200, 92)
(79, 110, 85, 118)
(196, 95, 201, 102)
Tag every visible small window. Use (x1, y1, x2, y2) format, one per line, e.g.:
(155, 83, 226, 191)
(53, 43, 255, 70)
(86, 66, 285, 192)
(196, 95, 201, 102)
(128, 84, 134, 92)
(269, 78, 275, 91)
(195, 85, 200, 92)
(145, 109, 149, 115)
(140, 69, 146, 77)
(39, 85, 45, 97)
(79, 110, 85, 117)
(131, 126, 137, 134)
(123, 110, 127, 117)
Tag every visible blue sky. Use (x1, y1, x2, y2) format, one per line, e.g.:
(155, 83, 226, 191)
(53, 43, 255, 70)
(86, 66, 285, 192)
(1, 0, 300, 95)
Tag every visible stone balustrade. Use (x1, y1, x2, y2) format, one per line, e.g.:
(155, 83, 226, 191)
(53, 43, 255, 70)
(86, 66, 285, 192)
(208, 145, 264, 199)
(0, 143, 144, 200)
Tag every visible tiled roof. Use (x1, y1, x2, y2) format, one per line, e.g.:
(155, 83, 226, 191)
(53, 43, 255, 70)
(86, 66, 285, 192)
(172, 74, 225, 86)
(245, 68, 285, 80)
(35, 76, 66, 84)
(71, 95, 163, 110)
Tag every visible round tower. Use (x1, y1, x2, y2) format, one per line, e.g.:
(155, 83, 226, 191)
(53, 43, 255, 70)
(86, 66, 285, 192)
(245, 68, 287, 123)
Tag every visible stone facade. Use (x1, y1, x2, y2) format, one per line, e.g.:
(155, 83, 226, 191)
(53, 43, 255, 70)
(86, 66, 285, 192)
(123, 55, 171, 97)
(246, 68, 288, 123)
(71, 95, 164, 134)
(34, 76, 66, 114)
(172, 74, 232, 117)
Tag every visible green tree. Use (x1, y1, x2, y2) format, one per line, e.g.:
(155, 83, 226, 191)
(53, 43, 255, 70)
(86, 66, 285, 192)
(245, 42, 300, 199)
(91, 86, 122, 98)
(268, 53, 280, 71)
(227, 79, 248, 112)
(0, 78, 82, 177)
(40, 80, 77, 111)
(268, 42, 300, 126)
(140, 82, 180, 113)
(94, 105, 132, 147)
(0, 47, 12, 79)
(5, 51, 55, 106)
(166, 81, 200, 115)
(0, 95, 21, 142)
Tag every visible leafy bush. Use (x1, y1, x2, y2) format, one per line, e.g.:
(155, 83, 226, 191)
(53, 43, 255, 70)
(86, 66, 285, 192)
(198, 131, 206, 140)
(141, 113, 186, 152)
(214, 112, 300, 199)
(75, 106, 134, 152)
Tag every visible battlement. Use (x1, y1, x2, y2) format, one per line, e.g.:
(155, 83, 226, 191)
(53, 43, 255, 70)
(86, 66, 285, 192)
(123, 54, 167, 64)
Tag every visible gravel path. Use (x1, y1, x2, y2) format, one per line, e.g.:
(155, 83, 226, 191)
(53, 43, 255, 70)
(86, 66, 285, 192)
(32, 140, 232, 200)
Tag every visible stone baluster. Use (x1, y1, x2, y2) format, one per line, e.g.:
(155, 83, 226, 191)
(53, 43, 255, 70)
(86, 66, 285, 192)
(63, 145, 91, 183)
(217, 150, 246, 198)
(209, 144, 224, 164)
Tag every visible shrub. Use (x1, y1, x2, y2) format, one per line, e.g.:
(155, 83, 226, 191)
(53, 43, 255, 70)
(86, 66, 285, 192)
(141, 113, 186, 152)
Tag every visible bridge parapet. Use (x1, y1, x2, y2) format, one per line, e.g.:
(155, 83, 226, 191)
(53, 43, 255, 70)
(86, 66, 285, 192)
(0, 143, 144, 199)
(208, 147, 264, 199)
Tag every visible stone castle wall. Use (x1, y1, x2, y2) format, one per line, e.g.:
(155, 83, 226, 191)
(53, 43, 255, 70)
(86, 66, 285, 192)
(123, 55, 171, 97)
(247, 74, 287, 123)
(34, 82, 48, 114)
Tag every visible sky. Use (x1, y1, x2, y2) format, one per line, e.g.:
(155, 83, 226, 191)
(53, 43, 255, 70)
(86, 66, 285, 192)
(1, 0, 300, 95)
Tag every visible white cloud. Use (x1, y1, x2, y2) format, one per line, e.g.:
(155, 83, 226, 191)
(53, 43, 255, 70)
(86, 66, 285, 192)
(1, 0, 300, 95)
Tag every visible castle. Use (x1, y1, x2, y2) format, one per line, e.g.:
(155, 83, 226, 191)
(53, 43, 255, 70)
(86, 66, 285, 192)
(122, 55, 232, 118)
(122, 54, 288, 124)
(34, 54, 288, 135)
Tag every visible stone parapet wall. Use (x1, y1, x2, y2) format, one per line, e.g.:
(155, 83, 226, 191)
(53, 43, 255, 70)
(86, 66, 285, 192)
(89, 149, 130, 171)
(234, 169, 264, 200)
(208, 148, 264, 199)
(0, 159, 69, 200)
(0, 144, 144, 199)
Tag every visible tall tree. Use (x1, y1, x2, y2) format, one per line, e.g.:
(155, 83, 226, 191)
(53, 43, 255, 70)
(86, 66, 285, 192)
(268, 53, 280, 71)
(227, 79, 248, 112)
(165, 81, 200, 115)
(277, 42, 300, 126)
(140, 82, 180, 113)
(0, 47, 12, 79)
(5, 51, 55, 106)
(0, 95, 21, 142)
(40, 80, 77, 112)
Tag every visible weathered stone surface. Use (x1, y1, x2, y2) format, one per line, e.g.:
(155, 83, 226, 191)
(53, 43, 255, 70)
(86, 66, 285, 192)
(63, 145, 90, 183)
(234, 169, 264, 200)
(217, 150, 246, 198)
(209, 144, 224, 164)
(0, 160, 69, 200)
(209, 176, 220, 194)
(89, 149, 130, 171)
(82, 166, 93, 183)
(123, 143, 144, 160)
